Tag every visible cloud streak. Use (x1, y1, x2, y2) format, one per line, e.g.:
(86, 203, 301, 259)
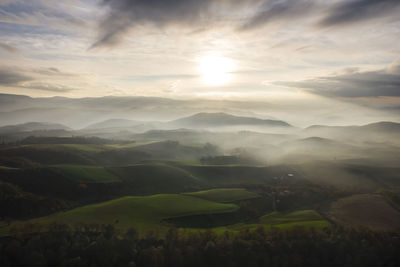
(0, 68, 32, 85)
(277, 62, 400, 98)
(91, 0, 400, 48)
(0, 66, 77, 93)
(0, 41, 18, 53)
(91, 0, 222, 48)
(19, 82, 76, 92)
(319, 0, 400, 27)
(239, 0, 316, 31)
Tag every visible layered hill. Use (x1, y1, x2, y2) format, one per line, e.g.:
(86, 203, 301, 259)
(304, 121, 400, 145)
(0, 122, 69, 134)
(169, 112, 291, 128)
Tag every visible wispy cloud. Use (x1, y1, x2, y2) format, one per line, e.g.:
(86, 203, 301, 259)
(19, 82, 77, 92)
(0, 67, 32, 84)
(0, 40, 18, 53)
(90, 0, 261, 48)
(276, 61, 400, 98)
(0, 0, 90, 35)
(239, 0, 316, 31)
(0, 66, 78, 93)
(319, 0, 400, 27)
(91, 0, 400, 48)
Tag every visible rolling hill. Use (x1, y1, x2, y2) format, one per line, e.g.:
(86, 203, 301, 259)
(26, 194, 239, 233)
(304, 121, 400, 145)
(330, 194, 400, 231)
(108, 164, 202, 194)
(0, 122, 70, 134)
(184, 188, 260, 202)
(169, 112, 291, 128)
(83, 119, 143, 130)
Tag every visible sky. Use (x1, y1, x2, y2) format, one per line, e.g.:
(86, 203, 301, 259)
(0, 0, 399, 118)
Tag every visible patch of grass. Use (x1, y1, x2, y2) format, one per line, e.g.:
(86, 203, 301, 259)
(108, 164, 201, 194)
(60, 144, 109, 153)
(0, 144, 96, 165)
(330, 194, 400, 231)
(177, 165, 296, 186)
(30, 194, 238, 233)
(184, 188, 260, 202)
(211, 210, 330, 233)
(0, 166, 18, 170)
(259, 210, 324, 224)
(106, 141, 161, 149)
(165, 159, 201, 165)
(49, 165, 120, 183)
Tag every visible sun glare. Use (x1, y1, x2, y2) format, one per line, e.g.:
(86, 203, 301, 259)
(197, 54, 236, 86)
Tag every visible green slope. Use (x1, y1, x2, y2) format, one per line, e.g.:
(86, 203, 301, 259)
(217, 210, 330, 233)
(259, 210, 329, 227)
(106, 141, 161, 149)
(0, 144, 96, 165)
(49, 165, 120, 183)
(33, 194, 238, 232)
(108, 164, 201, 194)
(185, 188, 260, 202)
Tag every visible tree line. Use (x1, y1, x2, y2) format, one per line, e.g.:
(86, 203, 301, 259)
(1, 223, 399, 267)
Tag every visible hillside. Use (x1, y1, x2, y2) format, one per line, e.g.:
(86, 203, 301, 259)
(28, 194, 239, 232)
(303, 121, 400, 145)
(169, 112, 291, 128)
(184, 188, 260, 202)
(83, 119, 142, 130)
(330, 194, 400, 231)
(0, 122, 70, 134)
(108, 164, 202, 194)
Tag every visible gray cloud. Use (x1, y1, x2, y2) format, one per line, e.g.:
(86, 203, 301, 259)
(0, 66, 76, 92)
(0, 41, 18, 53)
(92, 0, 400, 48)
(276, 63, 400, 98)
(32, 67, 76, 77)
(319, 0, 400, 27)
(91, 0, 261, 48)
(0, 68, 32, 85)
(19, 82, 76, 92)
(240, 0, 315, 31)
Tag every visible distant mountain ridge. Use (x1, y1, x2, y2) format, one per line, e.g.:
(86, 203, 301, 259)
(170, 112, 292, 128)
(84, 119, 142, 130)
(361, 121, 400, 132)
(0, 122, 70, 134)
(304, 121, 400, 145)
(305, 121, 400, 133)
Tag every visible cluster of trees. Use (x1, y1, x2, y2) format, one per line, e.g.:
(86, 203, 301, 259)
(0, 156, 38, 169)
(379, 189, 400, 208)
(1, 223, 399, 267)
(239, 182, 347, 213)
(0, 181, 68, 221)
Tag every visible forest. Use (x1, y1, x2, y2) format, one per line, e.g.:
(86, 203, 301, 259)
(2, 223, 400, 267)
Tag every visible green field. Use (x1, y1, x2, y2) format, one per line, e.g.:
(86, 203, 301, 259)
(49, 165, 120, 183)
(4, 192, 330, 236)
(29, 194, 238, 233)
(106, 141, 161, 149)
(108, 163, 201, 193)
(0, 166, 18, 170)
(212, 210, 331, 233)
(259, 210, 330, 228)
(185, 188, 260, 202)
(60, 144, 110, 153)
(15, 144, 99, 151)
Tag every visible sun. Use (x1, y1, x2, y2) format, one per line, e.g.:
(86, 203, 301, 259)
(197, 54, 236, 86)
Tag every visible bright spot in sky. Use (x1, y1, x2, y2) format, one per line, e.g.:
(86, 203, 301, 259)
(197, 54, 236, 86)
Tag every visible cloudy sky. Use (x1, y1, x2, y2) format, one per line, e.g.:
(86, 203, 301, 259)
(0, 0, 399, 116)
